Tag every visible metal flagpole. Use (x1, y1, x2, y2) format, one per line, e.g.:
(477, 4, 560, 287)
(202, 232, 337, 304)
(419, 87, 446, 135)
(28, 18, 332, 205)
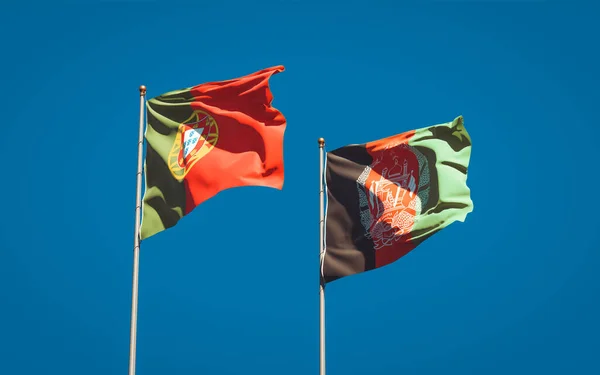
(318, 137, 326, 375)
(129, 85, 146, 375)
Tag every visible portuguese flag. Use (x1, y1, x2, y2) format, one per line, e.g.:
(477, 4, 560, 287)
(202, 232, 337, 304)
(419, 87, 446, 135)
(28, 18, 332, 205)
(323, 116, 473, 283)
(140, 66, 287, 240)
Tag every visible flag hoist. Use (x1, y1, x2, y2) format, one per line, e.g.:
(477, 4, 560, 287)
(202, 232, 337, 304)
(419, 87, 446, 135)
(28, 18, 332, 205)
(318, 137, 326, 375)
(129, 85, 146, 375)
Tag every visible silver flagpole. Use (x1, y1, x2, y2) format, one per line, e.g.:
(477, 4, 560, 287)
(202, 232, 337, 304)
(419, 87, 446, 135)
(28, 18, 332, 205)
(318, 137, 326, 375)
(129, 85, 146, 375)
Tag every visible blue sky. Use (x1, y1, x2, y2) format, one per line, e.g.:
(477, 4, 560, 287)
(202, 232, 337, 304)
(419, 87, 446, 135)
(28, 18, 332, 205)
(1, 1, 599, 374)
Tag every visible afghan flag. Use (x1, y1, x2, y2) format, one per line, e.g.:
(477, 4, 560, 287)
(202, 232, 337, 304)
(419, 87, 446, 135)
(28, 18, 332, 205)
(140, 66, 287, 240)
(323, 116, 473, 283)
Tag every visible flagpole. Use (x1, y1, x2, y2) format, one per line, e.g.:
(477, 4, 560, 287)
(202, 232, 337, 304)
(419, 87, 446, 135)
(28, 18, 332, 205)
(128, 85, 146, 375)
(318, 137, 326, 375)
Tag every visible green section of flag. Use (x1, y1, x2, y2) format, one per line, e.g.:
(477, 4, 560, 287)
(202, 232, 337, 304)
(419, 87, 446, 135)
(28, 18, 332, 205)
(140, 92, 192, 241)
(408, 116, 473, 245)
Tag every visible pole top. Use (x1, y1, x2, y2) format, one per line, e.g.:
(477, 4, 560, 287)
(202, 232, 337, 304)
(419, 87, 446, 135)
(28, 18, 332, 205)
(139, 85, 147, 96)
(318, 138, 325, 148)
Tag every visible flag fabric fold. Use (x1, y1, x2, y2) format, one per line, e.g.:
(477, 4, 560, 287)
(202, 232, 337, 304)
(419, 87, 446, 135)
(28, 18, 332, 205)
(140, 66, 287, 240)
(323, 116, 473, 283)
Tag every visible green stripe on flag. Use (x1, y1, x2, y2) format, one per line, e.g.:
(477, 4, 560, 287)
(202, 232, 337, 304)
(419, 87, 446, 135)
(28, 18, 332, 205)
(408, 116, 473, 245)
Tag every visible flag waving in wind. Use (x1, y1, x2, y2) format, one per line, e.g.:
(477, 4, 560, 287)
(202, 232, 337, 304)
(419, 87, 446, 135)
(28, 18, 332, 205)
(140, 66, 287, 240)
(323, 116, 473, 283)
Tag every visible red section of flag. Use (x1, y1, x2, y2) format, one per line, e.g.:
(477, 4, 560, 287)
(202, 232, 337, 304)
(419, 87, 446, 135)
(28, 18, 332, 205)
(181, 66, 287, 214)
(363, 130, 419, 268)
